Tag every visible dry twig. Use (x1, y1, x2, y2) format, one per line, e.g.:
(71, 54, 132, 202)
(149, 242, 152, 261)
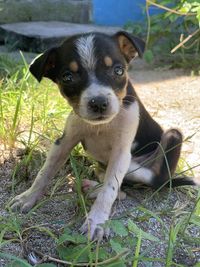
(146, 0, 195, 16)
(171, 29, 200, 53)
(26, 245, 130, 266)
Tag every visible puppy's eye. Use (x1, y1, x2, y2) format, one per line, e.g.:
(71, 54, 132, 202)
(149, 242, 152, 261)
(114, 66, 124, 76)
(62, 71, 73, 82)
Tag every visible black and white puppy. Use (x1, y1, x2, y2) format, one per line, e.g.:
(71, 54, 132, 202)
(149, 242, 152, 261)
(10, 31, 198, 240)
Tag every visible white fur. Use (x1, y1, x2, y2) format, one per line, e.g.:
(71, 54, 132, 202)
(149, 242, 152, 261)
(131, 141, 138, 151)
(76, 34, 96, 70)
(81, 102, 140, 239)
(125, 161, 154, 184)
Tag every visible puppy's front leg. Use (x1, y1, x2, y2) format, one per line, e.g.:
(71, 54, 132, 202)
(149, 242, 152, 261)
(10, 114, 80, 213)
(81, 148, 131, 240)
(81, 104, 139, 240)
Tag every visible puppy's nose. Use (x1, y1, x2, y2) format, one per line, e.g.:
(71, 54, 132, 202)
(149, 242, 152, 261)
(88, 96, 109, 113)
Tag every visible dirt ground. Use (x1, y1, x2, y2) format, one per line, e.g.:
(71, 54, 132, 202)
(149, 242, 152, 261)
(0, 60, 200, 266)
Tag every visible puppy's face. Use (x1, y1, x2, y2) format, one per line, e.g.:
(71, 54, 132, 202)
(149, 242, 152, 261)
(30, 31, 145, 125)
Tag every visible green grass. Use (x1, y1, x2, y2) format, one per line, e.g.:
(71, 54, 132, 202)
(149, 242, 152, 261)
(0, 54, 200, 267)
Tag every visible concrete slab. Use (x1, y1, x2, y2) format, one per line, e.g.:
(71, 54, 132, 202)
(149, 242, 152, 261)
(0, 21, 121, 52)
(0, 0, 91, 24)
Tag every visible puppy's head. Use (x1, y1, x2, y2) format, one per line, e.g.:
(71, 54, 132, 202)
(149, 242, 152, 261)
(30, 31, 145, 125)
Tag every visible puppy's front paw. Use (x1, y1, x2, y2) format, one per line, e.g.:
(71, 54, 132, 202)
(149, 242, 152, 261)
(9, 189, 42, 213)
(80, 210, 109, 241)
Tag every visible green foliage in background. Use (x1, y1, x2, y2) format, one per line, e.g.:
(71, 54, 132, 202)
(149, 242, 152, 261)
(126, 0, 200, 71)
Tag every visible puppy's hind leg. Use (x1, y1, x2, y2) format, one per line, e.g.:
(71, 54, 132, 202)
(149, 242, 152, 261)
(81, 164, 105, 199)
(149, 129, 182, 188)
(124, 129, 195, 188)
(150, 129, 197, 188)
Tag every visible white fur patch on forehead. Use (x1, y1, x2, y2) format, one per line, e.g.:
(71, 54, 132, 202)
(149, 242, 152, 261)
(76, 34, 96, 70)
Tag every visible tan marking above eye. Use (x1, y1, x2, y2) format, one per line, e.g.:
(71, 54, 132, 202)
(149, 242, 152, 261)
(69, 61, 79, 72)
(104, 56, 113, 67)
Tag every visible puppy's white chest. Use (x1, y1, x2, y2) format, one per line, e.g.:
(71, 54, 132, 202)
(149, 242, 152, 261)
(75, 101, 140, 165)
(83, 130, 113, 164)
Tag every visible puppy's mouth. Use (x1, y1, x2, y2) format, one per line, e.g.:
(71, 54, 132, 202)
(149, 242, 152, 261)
(94, 115, 108, 120)
(81, 113, 116, 125)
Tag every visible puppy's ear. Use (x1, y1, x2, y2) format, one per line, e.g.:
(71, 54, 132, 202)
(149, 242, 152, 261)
(114, 31, 145, 62)
(29, 47, 58, 82)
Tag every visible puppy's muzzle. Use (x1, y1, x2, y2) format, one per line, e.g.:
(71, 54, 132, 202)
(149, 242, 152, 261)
(88, 96, 109, 114)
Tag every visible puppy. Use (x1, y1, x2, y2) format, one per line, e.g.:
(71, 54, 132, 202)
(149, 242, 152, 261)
(10, 31, 197, 240)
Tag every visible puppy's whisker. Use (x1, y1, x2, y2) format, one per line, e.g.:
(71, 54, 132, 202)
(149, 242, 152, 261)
(120, 107, 127, 113)
(120, 106, 130, 112)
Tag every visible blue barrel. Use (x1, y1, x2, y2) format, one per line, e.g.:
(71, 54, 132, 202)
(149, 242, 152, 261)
(93, 0, 160, 26)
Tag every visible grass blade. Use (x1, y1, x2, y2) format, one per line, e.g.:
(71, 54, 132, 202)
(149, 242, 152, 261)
(132, 229, 142, 267)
